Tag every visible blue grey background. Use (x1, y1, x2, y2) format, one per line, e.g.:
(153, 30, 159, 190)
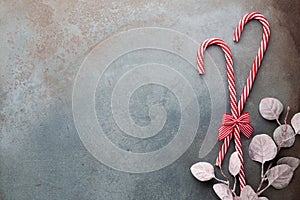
(0, 0, 299, 199)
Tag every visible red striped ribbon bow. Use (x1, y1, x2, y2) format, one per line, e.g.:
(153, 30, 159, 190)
(218, 112, 254, 141)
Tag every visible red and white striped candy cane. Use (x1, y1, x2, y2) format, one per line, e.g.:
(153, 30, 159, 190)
(197, 38, 243, 178)
(197, 38, 246, 188)
(216, 12, 270, 189)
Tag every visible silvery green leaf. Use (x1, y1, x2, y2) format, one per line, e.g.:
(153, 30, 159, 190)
(291, 112, 300, 134)
(240, 185, 258, 200)
(273, 125, 295, 148)
(213, 183, 233, 200)
(229, 151, 241, 177)
(267, 164, 293, 189)
(259, 98, 283, 120)
(258, 197, 269, 200)
(190, 162, 214, 181)
(249, 134, 277, 164)
(277, 157, 300, 171)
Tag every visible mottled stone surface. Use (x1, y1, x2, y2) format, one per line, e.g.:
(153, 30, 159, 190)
(0, 0, 299, 200)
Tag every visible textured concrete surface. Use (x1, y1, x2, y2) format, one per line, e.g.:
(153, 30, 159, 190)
(0, 0, 299, 200)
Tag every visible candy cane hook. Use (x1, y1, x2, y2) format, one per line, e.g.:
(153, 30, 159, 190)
(197, 39, 237, 118)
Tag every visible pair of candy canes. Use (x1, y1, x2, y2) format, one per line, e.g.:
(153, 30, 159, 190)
(197, 12, 270, 190)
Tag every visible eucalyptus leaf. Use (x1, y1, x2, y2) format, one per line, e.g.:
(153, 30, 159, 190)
(273, 125, 295, 148)
(240, 185, 258, 200)
(190, 162, 215, 181)
(259, 98, 283, 120)
(249, 134, 277, 164)
(213, 183, 233, 200)
(258, 197, 268, 200)
(267, 164, 293, 189)
(277, 157, 300, 171)
(229, 151, 241, 177)
(291, 112, 300, 134)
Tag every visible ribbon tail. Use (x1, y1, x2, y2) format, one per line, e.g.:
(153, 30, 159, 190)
(218, 125, 234, 141)
(239, 124, 254, 139)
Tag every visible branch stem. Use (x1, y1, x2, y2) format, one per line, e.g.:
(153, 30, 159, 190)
(276, 118, 281, 126)
(218, 166, 231, 185)
(232, 176, 237, 193)
(284, 106, 290, 125)
(261, 163, 264, 178)
(214, 177, 229, 185)
(257, 184, 270, 195)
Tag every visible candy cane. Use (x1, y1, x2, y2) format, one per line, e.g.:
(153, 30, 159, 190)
(215, 12, 270, 189)
(197, 38, 248, 189)
(197, 38, 242, 181)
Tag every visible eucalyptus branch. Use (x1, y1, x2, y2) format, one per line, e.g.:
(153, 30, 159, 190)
(191, 97, 299, 199)
(257, 106, 293, 194)
(256, 137, 285, 193)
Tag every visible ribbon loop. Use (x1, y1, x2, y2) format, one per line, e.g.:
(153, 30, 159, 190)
(218, 112, 253, 141)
